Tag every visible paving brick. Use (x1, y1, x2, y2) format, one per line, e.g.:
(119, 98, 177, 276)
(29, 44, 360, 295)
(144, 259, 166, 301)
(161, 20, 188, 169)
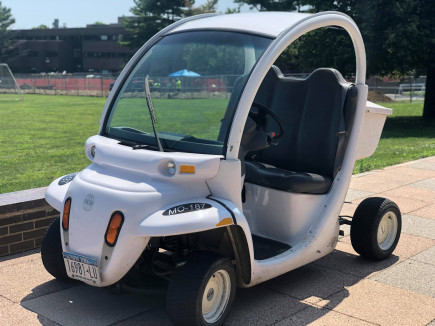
(345, 189, 373, 202)
(411, 204, 435, 220)
(319, 279, 435, 326)
(0, 250, 40, 268)
(9, 240, 35, 254)
(0, 257, 76, 303)
(264, 264, 360, 302)
(353, 194, 431, 214)
(111, 307, 171, 326)
(385, 166, 435, 178)
(402, 214, 435, 239)
(411, 246, 435, 265)
(0, 234, 22, 246)
(411, 178, 435, 191)
(9, 221, 34, 234)
(275, 306, 377, 326)
(371, 259, 435, 297)
(382, 186, 435, 204)
(317, 234, 434, 278)
(23, 228, 48, 241)
(21, 285, 157, 326)
(225, 286, 306, 326)
(349, 171, 427, 193)
(0, 296, 59, 326)
(35, 217, 56, 229)
(410, 161, 435, 171)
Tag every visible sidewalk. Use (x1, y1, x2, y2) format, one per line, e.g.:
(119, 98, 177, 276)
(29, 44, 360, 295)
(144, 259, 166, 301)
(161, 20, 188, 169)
(1, 157, 434, 326)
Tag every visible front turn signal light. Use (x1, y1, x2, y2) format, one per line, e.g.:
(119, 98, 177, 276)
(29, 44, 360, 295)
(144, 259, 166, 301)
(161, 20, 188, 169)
(105, 211, 124, 247)
(62, 198, 71, 231)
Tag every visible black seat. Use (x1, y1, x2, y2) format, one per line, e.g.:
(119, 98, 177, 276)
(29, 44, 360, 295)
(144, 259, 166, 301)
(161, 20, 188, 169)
(244, 67, 357, 194)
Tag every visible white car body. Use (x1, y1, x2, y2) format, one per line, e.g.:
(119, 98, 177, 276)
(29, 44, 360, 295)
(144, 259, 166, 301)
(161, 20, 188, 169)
(45, 11, 391, 289)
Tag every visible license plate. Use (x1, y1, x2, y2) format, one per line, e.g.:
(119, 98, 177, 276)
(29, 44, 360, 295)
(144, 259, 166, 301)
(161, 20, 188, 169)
(63, 252, 101, 285)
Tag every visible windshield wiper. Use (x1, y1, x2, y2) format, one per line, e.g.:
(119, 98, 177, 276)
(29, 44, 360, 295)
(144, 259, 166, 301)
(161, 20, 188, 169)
(145, 76, 163, 152)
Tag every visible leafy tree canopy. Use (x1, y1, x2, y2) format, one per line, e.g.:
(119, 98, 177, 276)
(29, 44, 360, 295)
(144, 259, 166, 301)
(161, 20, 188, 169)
(235, 0, 435, 117)
(32, 24, 49, 29)
(122, 0, 218, 49)
(0, 1, 15, 60)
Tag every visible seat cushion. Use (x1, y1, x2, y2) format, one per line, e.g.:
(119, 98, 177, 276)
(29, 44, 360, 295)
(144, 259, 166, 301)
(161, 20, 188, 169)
(245, 161, 332, 194)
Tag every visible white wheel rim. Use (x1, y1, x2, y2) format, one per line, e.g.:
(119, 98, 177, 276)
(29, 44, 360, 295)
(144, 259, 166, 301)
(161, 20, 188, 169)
(377, 210, 398, 251)
(202, 269, 231, 323)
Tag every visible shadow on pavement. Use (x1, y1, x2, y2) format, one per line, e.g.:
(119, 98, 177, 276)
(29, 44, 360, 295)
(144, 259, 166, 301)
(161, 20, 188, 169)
(18, 249, 398, 326)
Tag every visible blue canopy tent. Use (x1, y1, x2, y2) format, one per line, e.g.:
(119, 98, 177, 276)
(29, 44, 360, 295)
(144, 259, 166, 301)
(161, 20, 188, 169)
(169, 69, 200, 77)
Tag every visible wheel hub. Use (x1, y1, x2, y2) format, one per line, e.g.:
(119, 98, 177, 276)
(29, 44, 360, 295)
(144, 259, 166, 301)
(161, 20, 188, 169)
(377, 211, 398, 250)
(207, 288, 214, 301)
(202, 270, 231, 323)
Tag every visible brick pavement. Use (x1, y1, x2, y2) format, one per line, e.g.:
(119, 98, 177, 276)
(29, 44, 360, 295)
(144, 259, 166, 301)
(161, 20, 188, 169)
(0, 156, 434, 326)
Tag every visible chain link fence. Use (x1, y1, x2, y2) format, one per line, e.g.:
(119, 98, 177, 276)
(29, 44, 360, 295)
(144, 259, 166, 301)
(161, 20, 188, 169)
(367, 75, 426, 103)
(14, 74, 117, 97)
(10, 73, 427, 102)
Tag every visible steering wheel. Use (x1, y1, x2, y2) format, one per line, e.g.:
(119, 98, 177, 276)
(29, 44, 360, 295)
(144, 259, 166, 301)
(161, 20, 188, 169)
(248, 102, 285, 139)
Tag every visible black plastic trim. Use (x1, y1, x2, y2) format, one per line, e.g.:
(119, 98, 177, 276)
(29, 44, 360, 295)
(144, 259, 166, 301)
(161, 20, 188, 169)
(206, 196, 237, 225)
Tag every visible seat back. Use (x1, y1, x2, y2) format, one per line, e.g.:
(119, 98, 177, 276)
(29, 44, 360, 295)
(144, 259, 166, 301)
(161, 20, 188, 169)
(253, 67, 356, 179)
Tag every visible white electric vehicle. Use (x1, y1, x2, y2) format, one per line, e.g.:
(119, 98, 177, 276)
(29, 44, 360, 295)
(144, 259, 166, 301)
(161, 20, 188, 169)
(41, 11, 401, 326)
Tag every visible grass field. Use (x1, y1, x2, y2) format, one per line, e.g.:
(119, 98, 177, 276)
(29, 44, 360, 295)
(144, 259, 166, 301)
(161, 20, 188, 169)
(353, 102, 435, 173)
(0, 95, 434, 194)
(0, 95, 104, 193)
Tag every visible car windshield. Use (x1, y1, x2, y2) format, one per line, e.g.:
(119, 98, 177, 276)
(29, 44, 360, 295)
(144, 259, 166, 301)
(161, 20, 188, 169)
(104, 31, 272, 155)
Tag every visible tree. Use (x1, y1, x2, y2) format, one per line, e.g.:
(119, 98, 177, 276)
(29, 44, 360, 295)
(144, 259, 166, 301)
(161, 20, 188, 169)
(235, 0, 435, 118)
(301, 0, 435, 119)
(0, 1, 15, 61)
(234, 0, 297, 11)
(32, 24, 49, 29)
(121, 0, 217, 49)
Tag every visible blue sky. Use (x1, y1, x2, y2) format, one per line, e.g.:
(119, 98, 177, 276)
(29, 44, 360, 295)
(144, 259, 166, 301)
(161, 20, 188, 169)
(2, 0, 247, 30)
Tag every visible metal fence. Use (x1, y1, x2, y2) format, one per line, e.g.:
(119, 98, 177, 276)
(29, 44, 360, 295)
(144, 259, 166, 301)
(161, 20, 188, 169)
(14, 74, 117, 97)
(367, 75, 426, 102)
(7, 73, 427, 102)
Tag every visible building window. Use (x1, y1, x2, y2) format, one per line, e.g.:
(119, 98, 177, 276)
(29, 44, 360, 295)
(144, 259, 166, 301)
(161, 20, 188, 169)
(101, 35, 108, 41)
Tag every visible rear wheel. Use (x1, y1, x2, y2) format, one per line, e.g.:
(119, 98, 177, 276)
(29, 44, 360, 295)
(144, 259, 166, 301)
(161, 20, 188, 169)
(41, 218, 69, 280)
(350, 197, 401, 260)
(166, 251, 236, 326)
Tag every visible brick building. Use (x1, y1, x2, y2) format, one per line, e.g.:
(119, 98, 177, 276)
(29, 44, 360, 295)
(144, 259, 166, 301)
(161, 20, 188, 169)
(6, 18, 138, 74)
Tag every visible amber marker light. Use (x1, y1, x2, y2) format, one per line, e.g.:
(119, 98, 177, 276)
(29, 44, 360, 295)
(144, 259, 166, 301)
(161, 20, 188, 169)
(105, 211, 124, 247)
(62, 198, 72, 231)
(180, 165, 195, 174)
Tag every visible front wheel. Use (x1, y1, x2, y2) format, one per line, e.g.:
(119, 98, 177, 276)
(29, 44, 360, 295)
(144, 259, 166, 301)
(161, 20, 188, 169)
(166, 251, 236, 326)
(350, 197, 401, 260)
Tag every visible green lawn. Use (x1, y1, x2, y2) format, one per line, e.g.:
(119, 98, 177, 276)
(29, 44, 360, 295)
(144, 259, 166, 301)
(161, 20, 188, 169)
(0, 95, 104, 193)
(354, 102, 435, 173)
(0, 95, 434, 194)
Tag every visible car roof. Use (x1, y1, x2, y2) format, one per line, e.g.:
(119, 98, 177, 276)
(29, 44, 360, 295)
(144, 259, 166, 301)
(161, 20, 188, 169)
(168, 12, 312, 38)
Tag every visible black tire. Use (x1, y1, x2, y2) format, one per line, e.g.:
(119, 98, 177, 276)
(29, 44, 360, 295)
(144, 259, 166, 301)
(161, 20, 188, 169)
(350, 197, 401, 260)
(166, 251, 236, 326)
(41, 218, 69, 280)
